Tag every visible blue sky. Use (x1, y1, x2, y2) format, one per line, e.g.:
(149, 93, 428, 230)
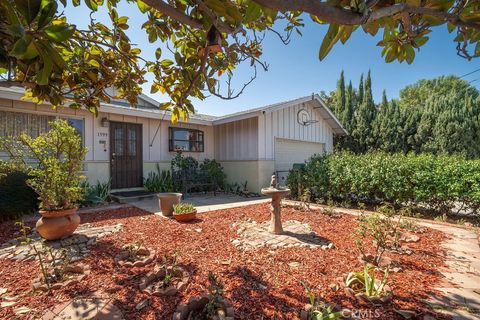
(66, 3, 479, 116)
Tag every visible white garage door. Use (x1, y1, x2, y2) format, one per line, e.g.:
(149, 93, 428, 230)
(275, 138, 325, 184)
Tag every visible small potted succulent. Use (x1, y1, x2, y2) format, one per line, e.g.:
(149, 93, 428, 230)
(173, 203, 197, 222)
(1, 120, 86, 240)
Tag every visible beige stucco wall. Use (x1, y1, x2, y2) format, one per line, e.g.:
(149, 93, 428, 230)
(220, 160, 274, 193)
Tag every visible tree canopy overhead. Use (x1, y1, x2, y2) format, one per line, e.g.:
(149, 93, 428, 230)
(1, 0, 480, 121)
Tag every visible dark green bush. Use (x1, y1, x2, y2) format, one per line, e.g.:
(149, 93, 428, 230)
(287, 151, 480, 214)
(200, 159, 226, 190)
(0, 161, 39, 220)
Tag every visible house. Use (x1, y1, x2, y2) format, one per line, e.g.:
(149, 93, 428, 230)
(0, 87, 347, 192)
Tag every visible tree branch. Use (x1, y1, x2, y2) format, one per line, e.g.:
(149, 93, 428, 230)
(141, 0, 203, 29)
(253, 0, 480, 30)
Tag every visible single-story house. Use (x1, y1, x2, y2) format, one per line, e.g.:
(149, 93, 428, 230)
(0, 87, 347, 192)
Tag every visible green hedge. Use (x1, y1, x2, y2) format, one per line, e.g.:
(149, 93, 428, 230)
(286, 151, 480, 213)
(0, 162, 39, 221)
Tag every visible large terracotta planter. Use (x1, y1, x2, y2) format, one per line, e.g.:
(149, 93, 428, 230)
(36, 208, 80, 241)
(158, 193, 182, 216)
(173, 210, 197, 222)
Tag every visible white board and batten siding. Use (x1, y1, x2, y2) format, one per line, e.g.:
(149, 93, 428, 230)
(258, 100, 333, 161)
(214, 117, 258, 161)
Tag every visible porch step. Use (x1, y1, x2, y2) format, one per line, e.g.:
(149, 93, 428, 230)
(110, 190, 156, 204)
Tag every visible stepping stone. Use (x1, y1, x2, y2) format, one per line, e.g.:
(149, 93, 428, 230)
(42, 297, 124, 320)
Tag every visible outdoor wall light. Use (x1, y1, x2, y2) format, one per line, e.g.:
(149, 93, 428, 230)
(101, 117, 109, 127)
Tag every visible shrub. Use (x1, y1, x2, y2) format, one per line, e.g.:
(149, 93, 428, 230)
(80, 180, 111, 206)
(1, 120, 87, 211)
(200, 159, 226, 190)
(0, 161, 38, 220)
(287, 151, 480, 214)
(144, 164, 173, 192)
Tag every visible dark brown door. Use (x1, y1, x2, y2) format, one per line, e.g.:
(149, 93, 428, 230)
(110, 122, 143, 189)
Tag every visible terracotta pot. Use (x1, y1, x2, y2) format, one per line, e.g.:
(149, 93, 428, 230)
(157, 193, 182, 216)
(36, 209, 80, 241)
(39, 208, 77, 218)
(173, 210, 197, 222)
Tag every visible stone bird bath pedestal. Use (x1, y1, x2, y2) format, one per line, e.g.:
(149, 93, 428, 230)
(261, 174, 290, 234)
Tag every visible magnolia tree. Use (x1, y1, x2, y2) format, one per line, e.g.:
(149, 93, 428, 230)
(1, 0, 479, 121)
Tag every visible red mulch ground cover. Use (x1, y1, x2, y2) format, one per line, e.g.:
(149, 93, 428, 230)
(0, 203, 448, 320)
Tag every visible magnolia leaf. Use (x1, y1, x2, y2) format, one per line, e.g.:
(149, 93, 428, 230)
(155, 47, 162, 60)
(159, 102, 172, 110)
(413, 36, 429, 47)
(43, 24, 75, 42)
(447, 22, 456, 33)
(7, 24, 25, 37)
(10, 38, 29, 58)
(84, 0, 98, 11)
(37, 0, 58, 29)
(14, 0, 42, 24)
(405, 45, 415, 64)
(245, 1, 262, 23)
(130, 48, 141, 55)
(319, 23, 340, 60)
(137, 0, 150, 13)
(161, 59, 174, 67)
(88, 59, 100, 68)
(37, 57, 53, 85)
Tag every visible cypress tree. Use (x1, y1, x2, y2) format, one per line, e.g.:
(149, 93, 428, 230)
(335, 70, 346, 121)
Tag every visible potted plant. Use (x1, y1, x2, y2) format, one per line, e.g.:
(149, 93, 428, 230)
(157, 192, 182, 216)
(1, 120, 87, 240)
(173, 203, 197, 222)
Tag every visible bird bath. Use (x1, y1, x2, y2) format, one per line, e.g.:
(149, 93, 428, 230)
(261, 175, 290, 234)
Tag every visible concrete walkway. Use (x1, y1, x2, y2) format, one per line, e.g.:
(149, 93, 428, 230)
(131, 193, 269, 214)
(419, 221, 480, 319)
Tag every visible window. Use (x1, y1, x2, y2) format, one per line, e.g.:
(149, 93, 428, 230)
(67, 118, 85, 146)
(0, 110, 84, 144)
(0, 110, 55, 138)
(169, 127, 204, 152)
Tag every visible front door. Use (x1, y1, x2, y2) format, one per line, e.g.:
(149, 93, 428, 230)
(110, 122, 143, 189)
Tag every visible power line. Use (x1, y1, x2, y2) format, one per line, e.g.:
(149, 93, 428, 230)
(459, 68, 480, 79)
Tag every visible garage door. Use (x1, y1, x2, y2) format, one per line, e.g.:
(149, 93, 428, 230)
(275, 138, 325, 184)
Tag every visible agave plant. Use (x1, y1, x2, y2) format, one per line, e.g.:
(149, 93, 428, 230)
(345, 265, 390, 298)
(301, 281, 343, 320)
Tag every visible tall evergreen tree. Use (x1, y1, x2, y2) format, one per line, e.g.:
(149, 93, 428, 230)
(335, 70, 346, 121)
(352, 70, 377, 152)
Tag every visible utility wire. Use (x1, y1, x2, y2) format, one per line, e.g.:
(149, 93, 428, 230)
(459, 68, 480, 79)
